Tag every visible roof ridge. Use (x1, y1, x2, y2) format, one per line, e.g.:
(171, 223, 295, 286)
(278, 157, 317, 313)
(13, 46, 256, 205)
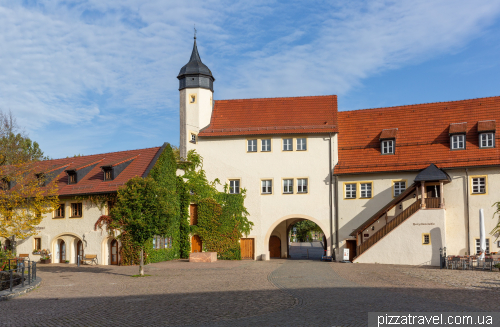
(46, 145, 162, 162)
(339, 95, 500, 114)
(215, 94, 337, 102)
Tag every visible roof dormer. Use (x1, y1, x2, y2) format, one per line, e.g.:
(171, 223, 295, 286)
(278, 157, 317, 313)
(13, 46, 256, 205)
(449, 122, 467, 150)
(65, 159, 104, 185)
(100, 155, 139, 181)
(379, 128, 397, 155)
(478, 120, 496, 149)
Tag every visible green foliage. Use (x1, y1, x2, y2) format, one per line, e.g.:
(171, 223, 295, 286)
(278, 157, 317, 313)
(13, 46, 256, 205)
(492, 201, 500, 240)
(0, 250, 15, 271)
(293, 220, 322, 242)
(177, 176, 191, 259)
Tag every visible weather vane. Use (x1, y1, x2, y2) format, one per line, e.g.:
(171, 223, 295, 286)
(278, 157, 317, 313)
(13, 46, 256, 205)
(194, 25, 197, 39)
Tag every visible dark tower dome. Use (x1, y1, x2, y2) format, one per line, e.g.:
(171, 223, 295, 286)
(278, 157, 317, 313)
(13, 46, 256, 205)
(177, 37, 215, 92)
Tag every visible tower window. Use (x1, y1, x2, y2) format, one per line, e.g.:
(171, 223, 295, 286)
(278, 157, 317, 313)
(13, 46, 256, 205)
(189, 94, 196, 103)
(190, 133, 197, 144)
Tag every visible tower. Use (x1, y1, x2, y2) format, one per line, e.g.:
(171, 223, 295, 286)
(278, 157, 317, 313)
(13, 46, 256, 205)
(178, 36, 215, 159)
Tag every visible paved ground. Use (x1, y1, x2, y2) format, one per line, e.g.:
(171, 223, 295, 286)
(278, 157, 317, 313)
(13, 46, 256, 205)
(1, 260, 498, 326)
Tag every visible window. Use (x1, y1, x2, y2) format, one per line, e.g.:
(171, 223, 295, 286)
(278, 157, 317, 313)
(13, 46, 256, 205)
(68, 172, 77, 184)
(297, 138, 307, 151)
(71, 203, 82, 217)
(261, 139, 271, 152)
(190, 133, 197, 144)
(104, 169, 112, 181)
(297, 178, 308, 193)
(190, 204, 198, 225)
(229, 179, 240, 194)
(393, 181, 406, 197)
(34, 238, 41, 251)
(189, 94, 196, 103)
(283, 138, 293, 151)
(107, 201, 114, 215)
(471, 177, 486, 194)
(360, 183, 372, 198)
(422, 233, 431, 245)
(475, 238, 490, 255)
(247, 139, 257, 152)
(479, 133, 494, 148)
(451, 134, 465, 150)
(54, 204, 65, 218)
(381, 140, 394, 154)
(345, 183, 356, 199)
(283, 179, 293, 194)
(261, 180, 272, 194)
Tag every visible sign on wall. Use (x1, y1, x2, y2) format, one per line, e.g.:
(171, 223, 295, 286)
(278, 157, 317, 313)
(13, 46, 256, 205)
(343, 248, 350, 261)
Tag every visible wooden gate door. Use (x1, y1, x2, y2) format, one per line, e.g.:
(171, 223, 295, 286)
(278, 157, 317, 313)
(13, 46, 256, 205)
(110, 239, 118, 265)
(190, 204, 198, 225)
(59, 240, 66, 263)
(240, 238, 254, 260)
(191, 235, 202, 253)
(269, 236, 281, 258)
(345, 240, 357, 262)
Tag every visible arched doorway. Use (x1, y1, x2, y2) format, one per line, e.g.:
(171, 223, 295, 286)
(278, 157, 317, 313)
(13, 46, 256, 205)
(191, 235, 202, 253)
(110, 239, 118, 265)
(269, 236, 281, 258)
(76, 240, 83, 263)
(59, 240, 66, 263)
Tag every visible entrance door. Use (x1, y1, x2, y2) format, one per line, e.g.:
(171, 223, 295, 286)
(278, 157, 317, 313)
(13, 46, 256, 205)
(345, 240, 357, 262)
(240, 238, 254, 260)
(191, 235, 202, 253)
(110, 239, 118, 265)
(269, 236, 281, 258)
(76, 240, 83, 263)
(59, 240, 66, 263)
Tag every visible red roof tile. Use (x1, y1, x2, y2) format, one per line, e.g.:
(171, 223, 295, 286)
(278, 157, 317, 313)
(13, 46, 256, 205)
(198, 95, 338, 137)
(478, 120, 496, 132)
(37, 146, 162, 196)
(449, 122, 467, 134)
(380, 128, 398, 139)
(336, 96, 500, 175)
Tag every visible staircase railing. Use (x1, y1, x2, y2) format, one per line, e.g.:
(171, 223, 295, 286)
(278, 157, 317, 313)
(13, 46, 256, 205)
(356, 199, 421, 258)
(425, 197, 440, 208)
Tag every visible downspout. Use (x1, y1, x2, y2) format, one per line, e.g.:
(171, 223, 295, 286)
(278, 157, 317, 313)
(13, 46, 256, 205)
(334, 172, 339, 259)
(329, 133, 334, 259)
(465, 168, 470, 255)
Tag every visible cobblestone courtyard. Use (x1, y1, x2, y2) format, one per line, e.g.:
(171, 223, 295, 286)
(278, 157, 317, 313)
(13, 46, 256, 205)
(1, 259, 499, 326)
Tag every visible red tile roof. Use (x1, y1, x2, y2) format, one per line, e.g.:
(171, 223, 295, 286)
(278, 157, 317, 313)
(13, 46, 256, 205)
(380, 128, 398, 140)
(198, 95, 338, 137)
(478, 120, 496, 132)
(449, 122, 467, 134)
(38, 146, 163, 196)
(336, 96, 500, 175)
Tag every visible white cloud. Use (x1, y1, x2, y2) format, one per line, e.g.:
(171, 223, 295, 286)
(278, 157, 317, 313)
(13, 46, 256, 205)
(0, 0, 499, 157)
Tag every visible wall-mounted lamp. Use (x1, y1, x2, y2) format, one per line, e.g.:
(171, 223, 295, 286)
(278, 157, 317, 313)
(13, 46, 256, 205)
(413, 193, 417, 198)
(371, 226, 375, 231)
(399, 204, 402, 210)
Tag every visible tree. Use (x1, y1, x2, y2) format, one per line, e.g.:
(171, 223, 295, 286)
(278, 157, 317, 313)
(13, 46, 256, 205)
(293, 220, 322, 242)
(492, 201, 500, 240)
(0, 110, 58, 243)
(110, 177, 170, 276)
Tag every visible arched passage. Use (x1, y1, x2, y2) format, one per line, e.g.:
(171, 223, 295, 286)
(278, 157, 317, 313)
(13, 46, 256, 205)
(265, 214, 330, 260)
(51, 233, 83, 264)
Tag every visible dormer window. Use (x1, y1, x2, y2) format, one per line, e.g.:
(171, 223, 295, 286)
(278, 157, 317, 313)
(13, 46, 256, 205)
(478, 120, 496, 149)
(68, 171, 77, 184)
(103, 168, 113, 181)
(451, 134, 465, 150)
(379, 128, 397, 155)
(0, 178, 9, 191)
(36, 173, 45, 186)
(381, 140, 394, 154)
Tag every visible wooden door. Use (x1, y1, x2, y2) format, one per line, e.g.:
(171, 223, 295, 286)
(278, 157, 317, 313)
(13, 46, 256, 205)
(269, 236, 281, 258)
(190, 204, 198, 225)
(191, 235, 202, 253)
(59, 240, 66, 263)
(110, 239, 118, 265)
(345, 240, 357, 262)
(76, 240, 83, 262)
(240, 238, 254, 260)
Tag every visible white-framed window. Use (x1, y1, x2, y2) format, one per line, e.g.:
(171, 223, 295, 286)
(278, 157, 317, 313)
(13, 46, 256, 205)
(190, 133, 197, 144)
(283, 138, 293, 151)
(479, 133, 494, 148)
(471, 177, 486, 194)
(283, 179, 293, 194)
(229, 179, 240, 194)
(297, 178, 308, 193)
(360, 183, 372, 198)
(261, 180, 272, 194)
(247, 139, 257, 152)
(261, 139, 271, 152)
(422, 233, 431, 245)
(393, 181, 406, 197)
(381, 140, 394, 154)
(451, 134, 465, 150)
(297, 138, 307, 151)
(345, 183, 356, 199)
(475, 238, 490, 255)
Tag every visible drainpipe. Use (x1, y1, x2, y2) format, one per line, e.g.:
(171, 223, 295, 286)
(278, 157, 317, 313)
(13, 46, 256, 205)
(329, 133, 334, 259)
(465, 168, 470, 255)
(334, 173, 339, 260)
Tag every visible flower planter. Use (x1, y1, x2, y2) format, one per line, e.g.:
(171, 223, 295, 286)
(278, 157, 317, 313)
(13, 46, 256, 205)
(40, 259, 51, 264)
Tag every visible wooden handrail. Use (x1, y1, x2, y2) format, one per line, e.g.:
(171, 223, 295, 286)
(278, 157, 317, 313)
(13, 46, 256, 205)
(425, 197, 440, 208)
(357, 199, 422, 258)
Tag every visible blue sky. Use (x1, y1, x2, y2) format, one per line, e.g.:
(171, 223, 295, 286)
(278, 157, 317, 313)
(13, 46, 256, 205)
(1, 1, 500, 158)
